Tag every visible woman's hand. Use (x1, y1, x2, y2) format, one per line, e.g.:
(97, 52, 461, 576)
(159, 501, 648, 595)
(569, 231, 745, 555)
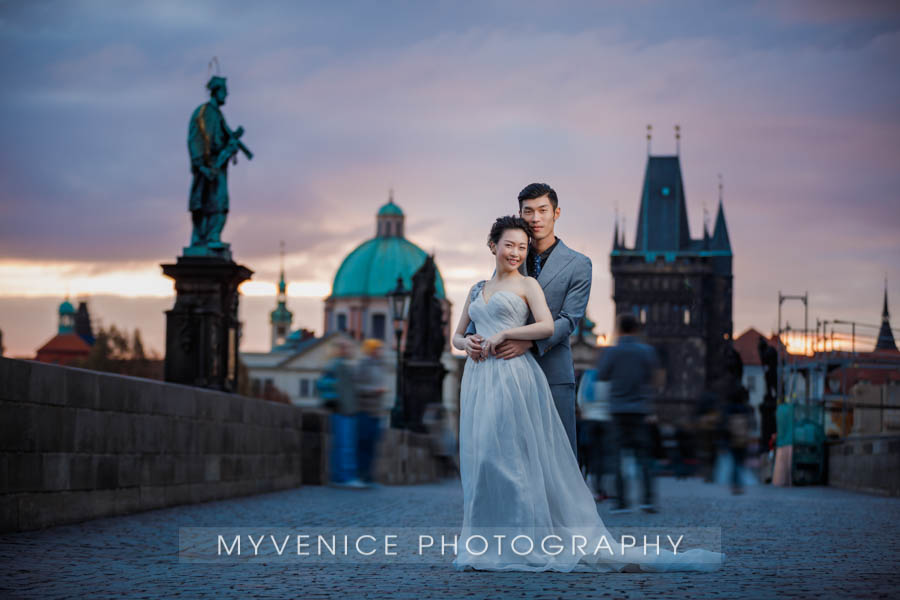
(482, 331, 507, 357)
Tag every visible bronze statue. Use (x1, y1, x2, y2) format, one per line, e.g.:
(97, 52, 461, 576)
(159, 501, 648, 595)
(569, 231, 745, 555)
(186, 75, 252, 256)
(395, 255, 447, 432)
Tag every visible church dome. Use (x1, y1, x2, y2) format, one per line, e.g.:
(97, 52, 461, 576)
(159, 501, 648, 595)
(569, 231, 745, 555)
(59, 299, 75, 315)
(332, 238, 446, 298)
(330, 197, 446, 299)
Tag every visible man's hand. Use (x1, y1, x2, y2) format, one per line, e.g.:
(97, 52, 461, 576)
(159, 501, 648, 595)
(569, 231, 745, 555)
(494, 339, 533, 360)
(464, 334, 485, 362)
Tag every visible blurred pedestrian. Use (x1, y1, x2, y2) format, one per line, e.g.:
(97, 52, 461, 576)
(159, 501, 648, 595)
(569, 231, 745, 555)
(718, 344, 756, 494)
(595, 313, 662, 514)
(576, 368, 614, 502)
(695, 388, 723, 483)
(318, 339, 366, 488)
(672, 418, 696, 479)
(424, 404, 459, 477)
(356, 339, 387, 485)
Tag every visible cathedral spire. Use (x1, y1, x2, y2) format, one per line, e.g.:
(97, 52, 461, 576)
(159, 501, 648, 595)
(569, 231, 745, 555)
(702, 203, 711, 250)
(711, 174, 731, 252)
(270, 240, 293, 350)
(612, 210, 620, 250)
(876, 278, 898, 352)
(278, 240, 287, 296)
(635, 155, 691, 252)
(883, 278, 890, 319)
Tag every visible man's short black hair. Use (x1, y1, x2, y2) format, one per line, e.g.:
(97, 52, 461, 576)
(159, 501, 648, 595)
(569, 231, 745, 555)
(518, 183, 558, 210)
(616, 313, 640, 335)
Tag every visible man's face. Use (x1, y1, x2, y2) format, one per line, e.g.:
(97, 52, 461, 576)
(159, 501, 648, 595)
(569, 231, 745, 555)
(213, 86, 228, 105)
(519, 195, 560, 242)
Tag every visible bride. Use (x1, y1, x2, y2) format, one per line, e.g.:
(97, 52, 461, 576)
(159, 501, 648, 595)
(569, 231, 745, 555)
(450, 215, 725, 573)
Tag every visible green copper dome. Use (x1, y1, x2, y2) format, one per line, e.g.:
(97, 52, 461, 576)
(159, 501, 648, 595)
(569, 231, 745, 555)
(332, 237, 446, 298)
(377, 200, 403, 216)
(59, 299, 75, 315)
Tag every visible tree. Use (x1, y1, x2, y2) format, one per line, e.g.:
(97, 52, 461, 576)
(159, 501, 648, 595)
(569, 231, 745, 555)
(132, 328, 146, 361)
(73, 324, 162, 379)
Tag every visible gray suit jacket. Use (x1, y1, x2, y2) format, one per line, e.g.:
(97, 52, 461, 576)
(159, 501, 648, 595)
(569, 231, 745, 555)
(466, 239, 592, 385)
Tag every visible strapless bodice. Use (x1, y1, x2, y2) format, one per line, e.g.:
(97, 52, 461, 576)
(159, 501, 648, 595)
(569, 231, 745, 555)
(467, 281, 530, 338)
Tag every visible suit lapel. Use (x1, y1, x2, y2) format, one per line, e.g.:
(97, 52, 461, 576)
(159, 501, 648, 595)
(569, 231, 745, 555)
(537, 239, 572, 288)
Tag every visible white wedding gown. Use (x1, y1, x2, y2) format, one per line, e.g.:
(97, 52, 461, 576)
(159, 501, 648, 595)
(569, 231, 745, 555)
(453, 284, 725, 573)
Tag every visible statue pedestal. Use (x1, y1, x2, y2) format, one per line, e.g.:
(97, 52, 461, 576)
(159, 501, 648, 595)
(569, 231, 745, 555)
(398, 359, 447, 433)
(161, 255, 252, 392)
(182, 242, 233, 261)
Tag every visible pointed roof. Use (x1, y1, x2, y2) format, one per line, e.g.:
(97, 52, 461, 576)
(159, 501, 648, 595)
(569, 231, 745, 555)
(876, 280, 898, 352)
(612, 218, 619, 250)
(702, 215, 711, 250)
(711, 201, 731, 252)
(271, 241, 293, 324)
(35, 332, 91, 365)
(634, 156, 692, 253)
(733, 327, 766, 365)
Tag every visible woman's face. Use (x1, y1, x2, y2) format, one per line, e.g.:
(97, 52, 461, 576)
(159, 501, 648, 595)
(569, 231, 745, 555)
(492, 228, 528, 273)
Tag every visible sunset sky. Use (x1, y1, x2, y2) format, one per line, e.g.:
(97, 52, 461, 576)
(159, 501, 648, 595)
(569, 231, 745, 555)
(1, 0, 899, 358)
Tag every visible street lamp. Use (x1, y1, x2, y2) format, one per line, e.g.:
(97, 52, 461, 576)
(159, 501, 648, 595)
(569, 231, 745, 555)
(387, 275, 411, 429)
(777, 290, 809, 404)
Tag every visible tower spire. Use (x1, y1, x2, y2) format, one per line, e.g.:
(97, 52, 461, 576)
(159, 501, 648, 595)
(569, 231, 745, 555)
(876, 277, 898, 351)
(612, 208, 620, 250)
(270, 240, 293, 350)
(646, 124, 652, 155)
(703, 202, 710, 249)
(675, 124, 681, 155)
(278, 240, 286, 295)
(884, 277, 890, 319)
(711, 173, 731, 252)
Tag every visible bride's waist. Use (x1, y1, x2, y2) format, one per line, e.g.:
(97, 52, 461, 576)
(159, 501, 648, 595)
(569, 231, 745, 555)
(466, 353, 531, 364)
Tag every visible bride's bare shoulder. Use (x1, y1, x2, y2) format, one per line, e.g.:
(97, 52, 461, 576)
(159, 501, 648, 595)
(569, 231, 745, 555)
(521, 276, 544, 294)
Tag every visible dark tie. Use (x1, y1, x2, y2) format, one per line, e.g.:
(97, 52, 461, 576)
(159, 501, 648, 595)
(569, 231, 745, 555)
(534, 254, 542, 278)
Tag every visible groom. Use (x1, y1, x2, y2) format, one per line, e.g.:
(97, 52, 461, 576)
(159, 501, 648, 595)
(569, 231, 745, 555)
(465, 183, 592, 457)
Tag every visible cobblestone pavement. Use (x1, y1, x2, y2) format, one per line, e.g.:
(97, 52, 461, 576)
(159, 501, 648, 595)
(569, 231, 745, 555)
(1, 476, 898, 599)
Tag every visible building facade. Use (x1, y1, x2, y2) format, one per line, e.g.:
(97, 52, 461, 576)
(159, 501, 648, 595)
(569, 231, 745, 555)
(243, 194, 459, 413)
(35, 297, 94, 366)
(323, 194, 452, 348)
(610, 154, 733, 420)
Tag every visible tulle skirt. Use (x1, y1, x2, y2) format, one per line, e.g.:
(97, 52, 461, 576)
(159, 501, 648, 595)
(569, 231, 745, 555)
(453, 352, 725, 573)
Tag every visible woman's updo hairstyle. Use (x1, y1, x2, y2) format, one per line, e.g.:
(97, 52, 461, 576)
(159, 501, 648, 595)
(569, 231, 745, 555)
(487, 215, 533, 249)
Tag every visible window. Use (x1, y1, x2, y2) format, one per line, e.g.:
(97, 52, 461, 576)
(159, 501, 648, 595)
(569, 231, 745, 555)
(251, 378, 261, 396)
(683, 308, 691, 325)
(372, 313, 386, 340)
(337, 314, 347, 331)
(300, 379, 310, 397)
